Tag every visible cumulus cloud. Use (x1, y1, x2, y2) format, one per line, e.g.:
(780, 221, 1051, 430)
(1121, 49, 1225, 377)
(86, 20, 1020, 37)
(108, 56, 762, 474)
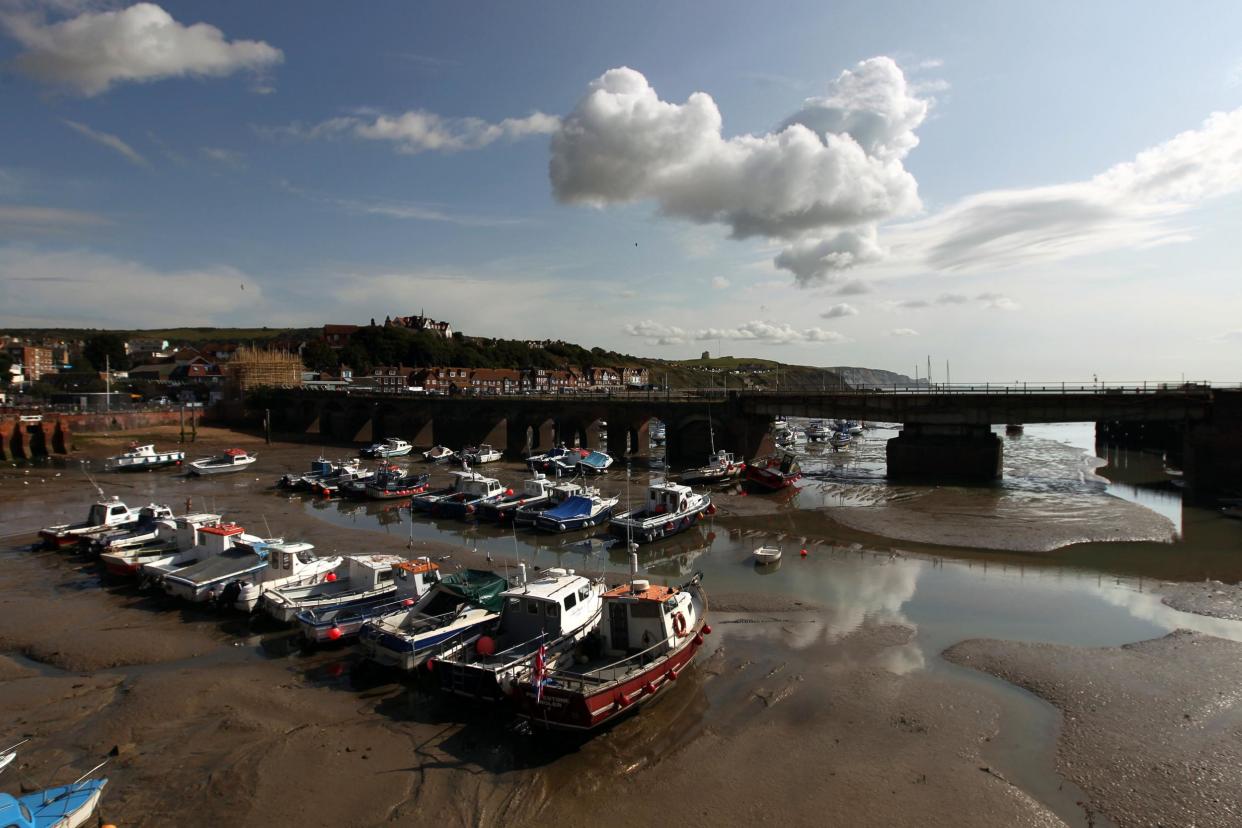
(893, 106, 1242, 271)
(710, 276, 730, 289)
(624, 318, 845, 345)
(821, 303, 858, 319)
(62, 119, 148, 167)
(3, 3, 283, 96)
(275, 110, 559, 155)
(888, 328, 919, 337)
(551, 58, 931, 286)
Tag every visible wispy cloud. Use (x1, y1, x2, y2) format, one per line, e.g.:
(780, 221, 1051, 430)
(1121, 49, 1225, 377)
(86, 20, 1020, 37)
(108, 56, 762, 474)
(63, 120, 148, 167)
(0, 205, 111, 232)
(821, 303, 859, 319)
(200, 147, 245, 168)
(268, 108, 559, 155)
(624, 319, 847, 346)
(888, 327, 919, 337)
(278, 180, 526, 227)
(710, 276, 730, 289)
(887, 292, 1019, 311)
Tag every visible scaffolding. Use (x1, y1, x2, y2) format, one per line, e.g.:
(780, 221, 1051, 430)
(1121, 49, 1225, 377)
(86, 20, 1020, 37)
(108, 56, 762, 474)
(226, 346, 303, 397)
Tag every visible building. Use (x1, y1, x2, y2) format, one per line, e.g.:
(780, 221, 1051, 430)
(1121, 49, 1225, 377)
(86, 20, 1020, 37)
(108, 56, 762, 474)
(323, 324, 359, 349)
(385, 313, 453, 339)
(370, 365, 416, 392)
(621, 367, 650, 387)
(16, 346, 54, 381)
(464, 368, 522, 395)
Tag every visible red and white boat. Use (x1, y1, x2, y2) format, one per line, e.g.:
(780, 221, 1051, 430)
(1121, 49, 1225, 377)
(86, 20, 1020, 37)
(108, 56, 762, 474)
(742, 451, 801, 492)
(513, 569, 708, 731)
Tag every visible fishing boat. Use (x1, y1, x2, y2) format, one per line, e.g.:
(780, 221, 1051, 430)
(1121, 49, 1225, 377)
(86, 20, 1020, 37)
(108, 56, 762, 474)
(363, 468, 430, 500)
(410, 469, 491, 513)
(804, 421, 831, 442)
(845, 420, 864, 436)
(163, 538, 316, 605)
(360, 438, 412, 459)
(356, 567, 508, 666)
(277, 457, 359, 490)
(39, 497, 147, 549)
(458, 444, 502, 464)
(527, 446, 582, 473)
(261, 554, 417, 623)
(98, 513, 222, 577)
(513, 481, 585, 527)
(829, 430, 852, 450)
(299, 558, 445, 645)
(548, 448, 593, 475)
(435, 566, 606, 701)
(310, 463, 374, 497)
(610, 481, 712, 545)
(575, 450, 614, 474)
(680, 450, 745, 485)
(422, 445, 455, 463)
(104, 442, 184, 472)
(513, 568, 707, 731)
(0, 764, 108, 828)
(533, 487, 618, 533)
(743, 451, 802, 492)
(339, 462, 405, 499)
(752, 545, 782, 565)
(141, 523, 271, 588)
(226, 542, 340, 612)
(187, 448, 257, 475)
(476, 473, 556, 522)
(86, 504, 176, 555)
(429, 475, 506, 519)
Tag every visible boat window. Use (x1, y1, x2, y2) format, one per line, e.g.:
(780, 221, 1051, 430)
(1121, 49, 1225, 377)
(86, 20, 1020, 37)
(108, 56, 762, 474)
(19, 802, 32, 821)
(527, 600, 539, 614)
(564, 593, 577, 611)
(110, 506, 127, 516)
(378, 570, 394, 582)
(578, 586, 591, 601)
(546, 602, 560, 617)
(630, 602, 661, 619)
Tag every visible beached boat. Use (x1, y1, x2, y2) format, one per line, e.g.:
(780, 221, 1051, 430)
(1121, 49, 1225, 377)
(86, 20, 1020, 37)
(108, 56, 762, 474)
(226, 541, 340, 612)
(310, 463, 373, 497)
(513, 569, 707, 731)
(609, 481, 712, 545)
(575, 450, 614, 474)
(743, 451, 802, 492)
(680, 450, 745, 485)
(298, 558, 445, 645)
(277, 457, 360, 490)
(774, 427, 803, 447)
(752, 545, 781, 565)
(360, 438, 412, 459)
(804, 421, 831, 443)
(39, 497, 148, 549)
(1005, 423, 1024, 435)
(845, 420, 864, 436)
(0, 764, 108, 828)
(261, 554, 418, 623)
(410, 469, 491, 513)
(357, 568, 508, 667)
(435, 567, 606, 701)
(140, 522, 270, 587)
(422, 445, 455, 463)
(476, 473, 556, 522)
(104, 442, 184, 472)
(86, 504, 176, 555)
(527, 446, 583, 473)
(429, 475, 506, 519)
(533, 487, 618, 533)
(163, 538, 318, 605)
(363, 469, 430, 500)
(98, 512, 222, 577)
(188, 448, 257, 475)
(458, 444, 502, 464)
(513, 481, 585, 527)
(339, 462, 406, 499)
(829, 430, 852, 450)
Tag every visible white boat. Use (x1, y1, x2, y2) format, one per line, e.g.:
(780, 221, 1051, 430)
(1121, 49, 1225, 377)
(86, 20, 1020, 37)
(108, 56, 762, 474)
(752, 545, 782, 564)
(140, 522, 269, 586)
(361, 438, 412, 458)
(533, 486, 619, 532)
(87, 504, 177, 555)
(229, 541, 340, 611)
(261, 554, 420, 623)
(804, 421, 832, 442)
(610, 480, 712, 544)
(680, 450, 745, 485)
(0, 738, 27, 774)
(459, 444, 502, 464)
(829, 431, 852, 449)
(99, 513, 221, 577)
(188, 448, 257, 475)
(476, 472, 556, 522)
(39, 497, 146, 549)
(513, 481, 584, 526)
(422, 445, 455, 463)
(163, 539, 316, 605)
(104, 442, 185, 472)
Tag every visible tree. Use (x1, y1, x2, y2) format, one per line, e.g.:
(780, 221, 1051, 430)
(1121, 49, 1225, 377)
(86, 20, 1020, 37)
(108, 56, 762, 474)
(83, 333, 129, 372)
(0, 351, 11, 386)
(301, 339, 338, 372)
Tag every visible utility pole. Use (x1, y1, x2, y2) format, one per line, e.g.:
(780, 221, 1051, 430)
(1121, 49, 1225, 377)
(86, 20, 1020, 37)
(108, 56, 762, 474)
(105, 354, 111, 412)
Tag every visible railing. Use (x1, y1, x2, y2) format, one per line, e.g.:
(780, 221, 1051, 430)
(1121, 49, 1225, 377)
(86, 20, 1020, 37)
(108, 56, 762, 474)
(544, 636, 677, 692)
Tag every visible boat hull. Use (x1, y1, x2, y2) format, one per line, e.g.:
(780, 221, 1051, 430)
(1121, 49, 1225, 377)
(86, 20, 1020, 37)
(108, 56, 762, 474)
(189, 459, 256, 475)
(360, 617, 492, 670)
(609, 509, 707, 544)
(106, 454, 184, 472)
(533, 506, 614, 533)
(742, 466, 800, 493)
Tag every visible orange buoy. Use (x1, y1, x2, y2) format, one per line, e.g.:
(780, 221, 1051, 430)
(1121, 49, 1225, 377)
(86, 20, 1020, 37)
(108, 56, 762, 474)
(327, 627, 343, 641)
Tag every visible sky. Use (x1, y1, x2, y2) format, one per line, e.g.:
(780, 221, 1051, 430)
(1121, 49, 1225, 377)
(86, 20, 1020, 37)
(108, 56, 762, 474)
(1, 0, 1241, 382)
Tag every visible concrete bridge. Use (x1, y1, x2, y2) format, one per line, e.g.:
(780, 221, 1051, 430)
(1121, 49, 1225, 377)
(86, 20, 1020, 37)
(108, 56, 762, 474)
(247, 383, 1242, 503)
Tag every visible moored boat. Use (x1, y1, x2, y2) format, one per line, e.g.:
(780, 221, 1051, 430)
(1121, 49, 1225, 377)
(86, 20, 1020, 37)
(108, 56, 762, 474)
(360, 438, 412, 459)
(429, 475, 506, 519)
(743, 451, 801, 492)
(533, 487, 619, 533)
(513, 481, 584, 527)
(512, 570, 708, 731)
(140, 522, 270, 587)
(410, 469, 490, 513)
(98, 512, 222, 577)
(829, 430, 852, 450)
(458, 444, 502, 464)
(261, 554, 420, 623)
(680, 450, 745, 485)
(609, 481, 712, 545)
(86, 504, 176, 555)
(188, 448, 257, 475)
(752, 545, 781, 565)
(104, 442, 184, 472)
(229, 541, 340, 612)
(476, 473, 555, 522)
(804, 421, 831, 443)
(422, 445, 455, 463)
(298, 558, 445, 645)
(277, 456, 360, 490)
(527, 446, 582, 473)
(310, 463, 374, 497)
(363, 468, 430, 500)
(0, 763, 109, 828)
(39, 497, 146, 549)
(575, 450, 614, 474)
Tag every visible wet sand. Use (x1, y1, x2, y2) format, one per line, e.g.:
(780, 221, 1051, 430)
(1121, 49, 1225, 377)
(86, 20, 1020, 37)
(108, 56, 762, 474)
(1159, 580, 1242, 621)
(945, 631, 1242, 828)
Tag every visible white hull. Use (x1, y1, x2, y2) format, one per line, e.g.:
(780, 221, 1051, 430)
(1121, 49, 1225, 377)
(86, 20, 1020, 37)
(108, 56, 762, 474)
(189, 456, 257, 475)
(53, 787, 103, 828)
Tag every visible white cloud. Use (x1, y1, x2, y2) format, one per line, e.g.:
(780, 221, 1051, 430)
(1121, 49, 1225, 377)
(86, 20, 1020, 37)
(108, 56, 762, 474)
(976, 292, 1019, 310)
(62, 120, 148, 167)
(3, 3, 283, 96)
(278, 109, 559, 155)
(888, 292, 1019, 311)
(892, 106, 1242, 271)
(622, 319, 686, 345)
(936, 292, 969, 304)
(892, 298, 930, 309)
(625, 318, 846, 345)
(550, 58, 932, 287)
(0, 205, 110, 231)
(200, 147, 244, 168)
(821, 302, 859, 319)
(710, 276, 730, 289)
(834, 278, 872, 295)
(888, 328, 919, 337)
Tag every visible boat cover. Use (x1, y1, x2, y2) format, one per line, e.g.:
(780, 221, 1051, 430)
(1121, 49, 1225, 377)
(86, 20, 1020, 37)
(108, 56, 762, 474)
(439, 569, 509, 613)
(580, 452, 610, 468)
(543, 496, 598, 520)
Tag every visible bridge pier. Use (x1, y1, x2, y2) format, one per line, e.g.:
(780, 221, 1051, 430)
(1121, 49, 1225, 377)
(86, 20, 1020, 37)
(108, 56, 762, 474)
(886, 423, 1002, 483)
(1182, 390, 1242, 504)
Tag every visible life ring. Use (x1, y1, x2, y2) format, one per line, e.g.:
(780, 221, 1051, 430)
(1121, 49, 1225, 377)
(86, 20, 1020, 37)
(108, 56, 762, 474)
(673, 611, 688, 637)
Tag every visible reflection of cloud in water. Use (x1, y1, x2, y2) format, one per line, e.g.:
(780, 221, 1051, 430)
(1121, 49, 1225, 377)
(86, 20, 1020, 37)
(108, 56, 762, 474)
(1095, 585, 1242, 642)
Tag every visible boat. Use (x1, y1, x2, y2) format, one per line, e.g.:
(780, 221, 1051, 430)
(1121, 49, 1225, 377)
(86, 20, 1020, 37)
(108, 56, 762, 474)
(774, 427, 803, 447)
(434, 566, 606, 701)
(457, 444, 502, 464)
(650, 421, 667, 446)
(533, 487, 619, 533)
(103, 442, 184, 472)
(804, 421, 831, 443)
(141, 522, 272, 589)
(429, 475, 506, 519)
(0, 738, 27, 774)
(277, 457, 359, 490)
(39, 497, 147, 549)
(609, 481, 712, 544)
(310, 463, 374, 497)
(187, 448, 257, 475)
(1005, 423, 1024, 435)
(85, 504, 176, 555)
(752, 545, 782, 565)
(575, 450, 614, 474)
(363, 468, 430, 500)
(226, 541, 340, 612)
(163, 537, 318, 605)
(299, 558, 446, 645)
(476, 473, 556, 522)
(339, 462, 408, 499)
(829, 430, 852, 450)
(680, 450, 745, 485)
(261, 554, 417, 623)
(98, 512, 222, 577)
(356, 567, 508, 666)
(422, 445, 455, 463)
(360, 438, 412, 459)
(0, 763, 108, 828)
(527, 446, 582, 473)
(513, 481, 585, 527)
(410, 469, 491, 513)
(548, 448, 593, 475)
(743, 451, 802, 492)
(512, 568, 707, 731)
(845, 420, 864, 436)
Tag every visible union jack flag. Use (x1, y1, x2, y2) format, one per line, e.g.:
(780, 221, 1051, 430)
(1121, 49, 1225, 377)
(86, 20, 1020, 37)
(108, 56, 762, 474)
(533, 643, 549, 704)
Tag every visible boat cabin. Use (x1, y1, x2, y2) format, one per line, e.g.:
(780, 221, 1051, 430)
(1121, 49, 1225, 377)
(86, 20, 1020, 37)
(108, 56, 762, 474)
(707, 450, 737, 468)
(87, 498, 134, 528)
(497, 569, 600, 642)
(599, 580, 693, 656)
(392, 556, 442, 597)
(340, 554, 409, 590)
(198, 523, 248, 556)
(216, 448, 251, 465)
(644, 480, 696, 514)
(261, 540, 319, 574)
(169, 513, 223, 549)
(521, 473, 554, 498)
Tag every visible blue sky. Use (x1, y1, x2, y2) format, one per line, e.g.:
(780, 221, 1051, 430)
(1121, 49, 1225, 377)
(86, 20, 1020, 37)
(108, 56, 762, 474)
(2, 1, 1241, 381)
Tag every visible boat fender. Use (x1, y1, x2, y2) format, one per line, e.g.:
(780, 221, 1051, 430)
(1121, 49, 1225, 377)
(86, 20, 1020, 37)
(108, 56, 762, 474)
(664, 521, 674, 533)
(693, 633, 704, 646)
(644, 682, 657, 695)
(672, 612, 689, 638)
(706, 504, 717, 515)
(702, 624, 712, 635)
(327, 626, 343, 641)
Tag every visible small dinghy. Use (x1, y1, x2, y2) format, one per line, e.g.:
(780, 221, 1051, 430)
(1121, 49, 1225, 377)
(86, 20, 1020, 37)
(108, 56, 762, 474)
(743, 451, 802, 493)
(422, 445, 455, 463)
(188, 448, 257, 475)
(752, 545, 782, 565)
(0, 764, 109, 828)
(361, 438, 412, 459)
(104, 442, 184, 472)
